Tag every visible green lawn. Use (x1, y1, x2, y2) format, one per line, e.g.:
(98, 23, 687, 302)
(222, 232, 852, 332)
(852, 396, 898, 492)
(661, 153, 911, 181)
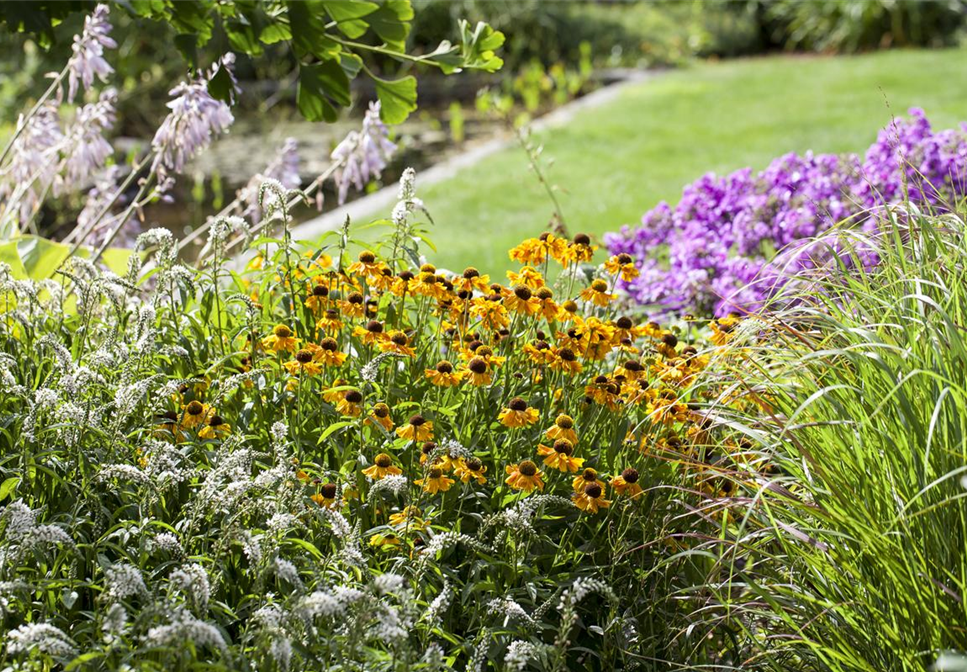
(370, 48, 967, 277)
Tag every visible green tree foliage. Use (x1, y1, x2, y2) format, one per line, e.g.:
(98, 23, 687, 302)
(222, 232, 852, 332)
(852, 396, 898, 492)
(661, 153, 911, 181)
(0, 0, 505, 124)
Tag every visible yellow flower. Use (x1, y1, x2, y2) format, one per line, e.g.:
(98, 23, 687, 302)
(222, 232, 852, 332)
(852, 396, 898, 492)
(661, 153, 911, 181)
(454, 456, 488, 484)
(362, 453, 403, 480)
(564, 233, 597, 267)
(524, 339, 555, 365)
(316, 337, 348, 367)
(396, 414, 434, 442)
(415, 466, 455, 494)
(537, 439, 584, 473)
(198, 413, 231, 439)
(504, 285, 541, 316)
(603, 253, 640, 281)
(505, 266, 546, 290)
(369, 532, 401, 549)
(452, 267, 490, 294)
(262, 324, 300, 353)
(284, 349, 322, 376)
(311, 482, 340, 509)
(389, 505, 428, 531)
(380, 331, 416, 357)
(497, 397, 539, 428)
(353, 319, 386, 346)
(181, 400, 213, 429)
(549, 347, 582, 375)
(545, 414, 578, 445)
(323, 379, 349, 403)
(425, 360, 463, 387)
(572, 467, 600, 493)
(580, 279, 616, 307)
(573, 482, 610, 513)
(710, 315, 741, 346)
(336, 389, 364, 417)
(316, 308, 344, 333)
(338, 292, 366, 318)
(366, 402, 394, 432)
(612, 468, 643, 498)
(505, 460, 544, 492)
(305, 284, 330, 313)
(347, 250, 382, 277)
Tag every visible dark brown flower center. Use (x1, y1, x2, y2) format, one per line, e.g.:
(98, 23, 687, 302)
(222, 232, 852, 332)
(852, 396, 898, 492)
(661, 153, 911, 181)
(623, 360, 643, 372)
(273, 325, 292, 338)
(463, 267, 479, 279)
(320, 483, 338, 499)
(428, 467, 443, 479)
(553, 439, 574, 455)
(616, 316, 633, 330)
(584, 483, 603, 498)
(559, 348, 576, 362)
(508, 397, 528, 412)
(468, 357, 487, 374)
(391, 332, 408, 346)
(466, 457, 483, 471)
(591, 279, 608, 293)
(209, 415, 225, 426)
(617, 253, 633, 264)
(422, 441, 437, 455)
(408, 414, 426, 427)
(513, 285, 532, 301)
(187, 401, 204, 415)
(295, 349, 313, 363)
(476, 346, 493, 358)
(375, 454, 392, 468)
(555, 414, 574, 429)
(622, 468, 639, 483)
(518, 460, 538, 477)
(573, 233, 591, 246)
(420, 263, 436, 273)
(582, 468, 597, 481)
(321, 338, 338, 351)
(373, 404, 389, 418)
(358, 251, 376, 263)
(662, 333, 678, 348)
(366, 320, 383, 333)
(312, 284, 329, 297)
(536, 287, 553, 300)
(435, 361, 453, 374)
(347, 292, 363, 304)
(345, 390, 363, 404)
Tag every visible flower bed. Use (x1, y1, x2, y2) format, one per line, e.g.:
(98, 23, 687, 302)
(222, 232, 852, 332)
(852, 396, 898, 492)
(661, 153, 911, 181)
(604, 109, 967, 315)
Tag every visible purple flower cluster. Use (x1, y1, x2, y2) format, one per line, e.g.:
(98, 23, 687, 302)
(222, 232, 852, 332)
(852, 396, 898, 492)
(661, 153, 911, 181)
(605, 109, 967, 316)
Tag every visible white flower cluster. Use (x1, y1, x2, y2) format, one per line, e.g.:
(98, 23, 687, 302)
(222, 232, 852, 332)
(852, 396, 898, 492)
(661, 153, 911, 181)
(488, 596, 535, 625)
(143, 610, 230, 659)
(104, 563, 148, 603)
(170, 563, 211, 614)
(5, 622, 77, 657)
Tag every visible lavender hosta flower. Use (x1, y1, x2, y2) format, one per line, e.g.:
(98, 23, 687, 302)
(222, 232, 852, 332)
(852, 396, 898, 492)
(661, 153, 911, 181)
(58, 88, 117, 196)
(606, 109, 967, 316)
(67, 3, 116, 103)
(0, 105, 64, 228)
(239, 137, 301, 223)
(151, 56, 236, 180)
(331, 101, 397, 204)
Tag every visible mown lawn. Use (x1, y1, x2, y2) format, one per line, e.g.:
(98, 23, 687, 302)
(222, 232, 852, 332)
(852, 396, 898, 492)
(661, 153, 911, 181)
(356, 48, 967, 277)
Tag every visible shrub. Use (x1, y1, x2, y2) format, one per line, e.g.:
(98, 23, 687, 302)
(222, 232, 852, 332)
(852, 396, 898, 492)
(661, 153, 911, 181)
(605, 109, 967, 316)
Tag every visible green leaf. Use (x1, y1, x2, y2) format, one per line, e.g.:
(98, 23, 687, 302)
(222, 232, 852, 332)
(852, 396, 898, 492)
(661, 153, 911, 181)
(259, 21, 291, 44)
(373, 75, 417, 124)
(208, 59, 237, 104)
(367, 0, 412, 51)
(0, 476, 19, 502)
(287, 0, 340, 60)
(322, 0, 378, 39)
(297, 61, 350, 123)
(0, 241, 28, 279)
(319, 421, 354, 444)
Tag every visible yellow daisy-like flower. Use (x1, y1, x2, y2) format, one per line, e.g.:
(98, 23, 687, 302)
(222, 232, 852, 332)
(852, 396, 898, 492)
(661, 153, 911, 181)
(463, 357, 493, 386)
(545, 414, 578, 445)
(353, 319, 386, 346)
(564, 233, 597, 267)
(504, 285, 541, 316)
(505, 266, 546, 290)
(181, 400, 213, 429)
(366, 402, 394, 432)
(198, 413, 231, 440)
(316, 308, 344, 333)
(508, 238, 546, 266)
(452, 267, 490, 294)
(603, 253, 640, 281)
(415, 466, 455, 494)
(338, 291, 366, 318)
(580, 279, 616, 307)
(284, 349, 323, 376)
(389, 505, 428, 531)
(573, 482, 610, 513)
(497, 397, 539, 428)
(454, 456, 488, 484)
(323, 379, 349, 403)
(523, 339, 555, 365)
(612, 468, 644, 498)
(380, 330, 416, 357)
(347, 250, 382, 277)
(710, 315, 741, 346)
(362, 453, 403, 480)
(336, 389, 364, 417)
(369, 532, 401, 549)
(316, 337, 348, 367)
(549, 347, 582, 375)
(396, 414, 434, 442)
(311, 482, 340, 509)
(572, 467, 601, 493)
(262, 324, 300, 353)
(537, 439, 585, 473)
(305, 284, 330, 313)
(425, 360, 463, 387)
(504, 460, 545, 492)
